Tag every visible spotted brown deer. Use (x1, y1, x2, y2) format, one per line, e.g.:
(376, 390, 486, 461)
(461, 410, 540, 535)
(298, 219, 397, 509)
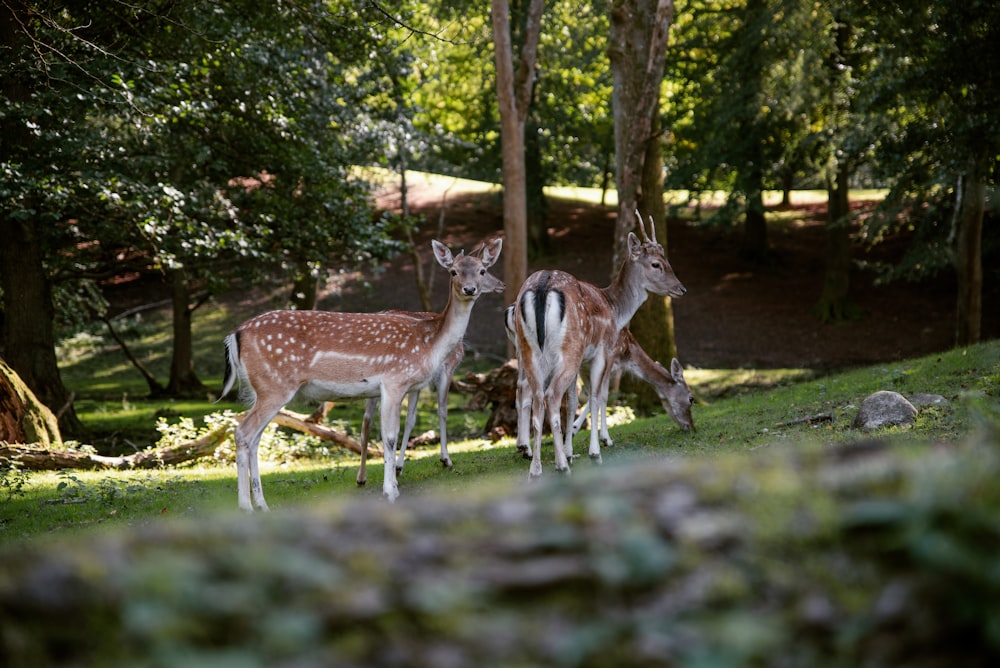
(221, 237, 502, 509)
(511, 213, 685, 477)
(572, 327, 695, 440)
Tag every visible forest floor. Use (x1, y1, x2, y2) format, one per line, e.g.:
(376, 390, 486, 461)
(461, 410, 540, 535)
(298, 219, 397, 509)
(320, 175, 998, 373)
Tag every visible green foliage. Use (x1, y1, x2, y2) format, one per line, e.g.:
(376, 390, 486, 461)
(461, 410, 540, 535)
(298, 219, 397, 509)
(154, 411, 355, 467)
(0, 462, 30, 505)
(54, 470, 185, 508)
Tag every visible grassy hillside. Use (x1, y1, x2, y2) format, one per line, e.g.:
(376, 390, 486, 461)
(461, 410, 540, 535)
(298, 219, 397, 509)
(3, 339, 997, 545)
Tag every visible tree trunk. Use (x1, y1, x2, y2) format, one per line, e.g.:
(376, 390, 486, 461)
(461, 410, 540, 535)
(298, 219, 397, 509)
(622, 112, 678, 412)
(741, 169, 769, 261)
(608, 0, 674, 271)
(289, 262, 319, 311)
(491, 0, 544, 335)
(0, 358, 61, 446)
(814, 163, 859, 322)
(955, 163, 984, 345)
(813, 16, 858, 323)
(525, 116, 551, 258)
(0, 219, 85, 437)
(165, 269, 207, 397)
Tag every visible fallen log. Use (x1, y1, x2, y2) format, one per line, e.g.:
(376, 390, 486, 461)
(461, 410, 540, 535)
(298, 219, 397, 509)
(271, 408, 376, 457)
(0, 409, 376, 471)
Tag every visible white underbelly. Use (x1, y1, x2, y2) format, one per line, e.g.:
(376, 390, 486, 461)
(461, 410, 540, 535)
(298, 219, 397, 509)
(297, 378, 383, 402)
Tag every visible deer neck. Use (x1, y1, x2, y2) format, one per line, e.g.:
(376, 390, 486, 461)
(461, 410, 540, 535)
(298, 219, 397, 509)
(603, 262, 649, 330)
(432, 290, 476, 357)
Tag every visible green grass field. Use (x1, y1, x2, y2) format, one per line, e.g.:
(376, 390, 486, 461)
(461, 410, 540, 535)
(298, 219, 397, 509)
(3, 329, 997, 546)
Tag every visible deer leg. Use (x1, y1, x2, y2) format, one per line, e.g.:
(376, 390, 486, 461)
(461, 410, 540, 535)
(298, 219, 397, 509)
(234, 398, 286, 512)
(547, 391, 571, 474)
(586, 357, 611, 460)
(548, 366, 578, 469)
(565, 378, 580, 460)
(379, 389, 403, 502)
(572, 399, 587, 434)
(528, 386, 545, 479)
(357, 397, 377, 487)
(396, 391, 420, 477)
(593, 358, 615, 451)
(516, 365, 533, 459)
(436, 371, 453, 468)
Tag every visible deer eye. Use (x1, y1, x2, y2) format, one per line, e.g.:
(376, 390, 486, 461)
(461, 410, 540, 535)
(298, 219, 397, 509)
(480, 269, 486, 276)
(651, 261, 661, 269)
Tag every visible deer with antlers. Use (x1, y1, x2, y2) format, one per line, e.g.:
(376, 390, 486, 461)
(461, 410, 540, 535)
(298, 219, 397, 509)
(510, 212, 685, 477)
(221, 237, 502, 509)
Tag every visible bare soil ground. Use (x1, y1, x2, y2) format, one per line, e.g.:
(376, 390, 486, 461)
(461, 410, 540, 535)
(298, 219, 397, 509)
(329, 180, 998, 372)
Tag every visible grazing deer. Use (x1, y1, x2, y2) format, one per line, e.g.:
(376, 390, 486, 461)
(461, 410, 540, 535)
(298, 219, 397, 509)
(572, 328, 695, 440)
(511, 212, 685, 477)
(221, 237, 503, 509)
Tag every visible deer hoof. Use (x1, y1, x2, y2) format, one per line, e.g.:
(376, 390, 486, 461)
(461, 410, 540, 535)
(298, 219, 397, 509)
(589, 453, 603, 465)
(356, 479, 367, 487)
(440, 457, 453, 469)
(517, 445, 532, 460)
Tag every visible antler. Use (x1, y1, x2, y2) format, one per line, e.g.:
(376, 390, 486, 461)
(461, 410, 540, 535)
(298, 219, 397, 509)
(634, 209, 659, 245)
(634, 209, 650, 243)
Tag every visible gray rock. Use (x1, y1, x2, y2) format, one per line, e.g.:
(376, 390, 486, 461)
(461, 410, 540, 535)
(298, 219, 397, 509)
(907, 393, 949, 408)
(852, 391, 918, 430)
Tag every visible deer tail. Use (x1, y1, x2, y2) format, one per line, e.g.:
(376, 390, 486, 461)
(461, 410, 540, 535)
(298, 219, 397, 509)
(219, 332, 242, 402)
(517, 272, 567, 356)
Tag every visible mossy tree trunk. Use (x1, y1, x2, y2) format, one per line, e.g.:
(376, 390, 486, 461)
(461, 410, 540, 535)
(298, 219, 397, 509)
(622, 113, 678, 412)
(0, 358, 61, 446)
(955, 159, 984, 346)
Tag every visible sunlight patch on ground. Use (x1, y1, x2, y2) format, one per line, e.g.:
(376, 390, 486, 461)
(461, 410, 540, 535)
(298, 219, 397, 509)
(358, 170, 885, 212)
(683, 367, 816, 399)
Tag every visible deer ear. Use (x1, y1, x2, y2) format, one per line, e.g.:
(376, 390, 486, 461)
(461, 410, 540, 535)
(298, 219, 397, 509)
(670, 358, 685, 382)
(627, 232, 642, 256)
(432, 240, 454, 268)
(481, 238, 502, 268)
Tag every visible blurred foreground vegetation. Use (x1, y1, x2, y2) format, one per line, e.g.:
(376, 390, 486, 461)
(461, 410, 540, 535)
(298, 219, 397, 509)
(2, 417, 999, 666)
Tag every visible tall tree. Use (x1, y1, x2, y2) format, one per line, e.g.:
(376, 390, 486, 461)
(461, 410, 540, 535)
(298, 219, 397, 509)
(858, 0, 999, 345)
(814, 11, 862, 322)
(608, 0, 677, 410)
(0, 0, 129, 435)
(491, 0, 545, 317)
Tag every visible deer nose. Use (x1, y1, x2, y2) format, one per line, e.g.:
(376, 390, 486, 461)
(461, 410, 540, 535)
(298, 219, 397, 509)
(463, 286, 477, 296)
